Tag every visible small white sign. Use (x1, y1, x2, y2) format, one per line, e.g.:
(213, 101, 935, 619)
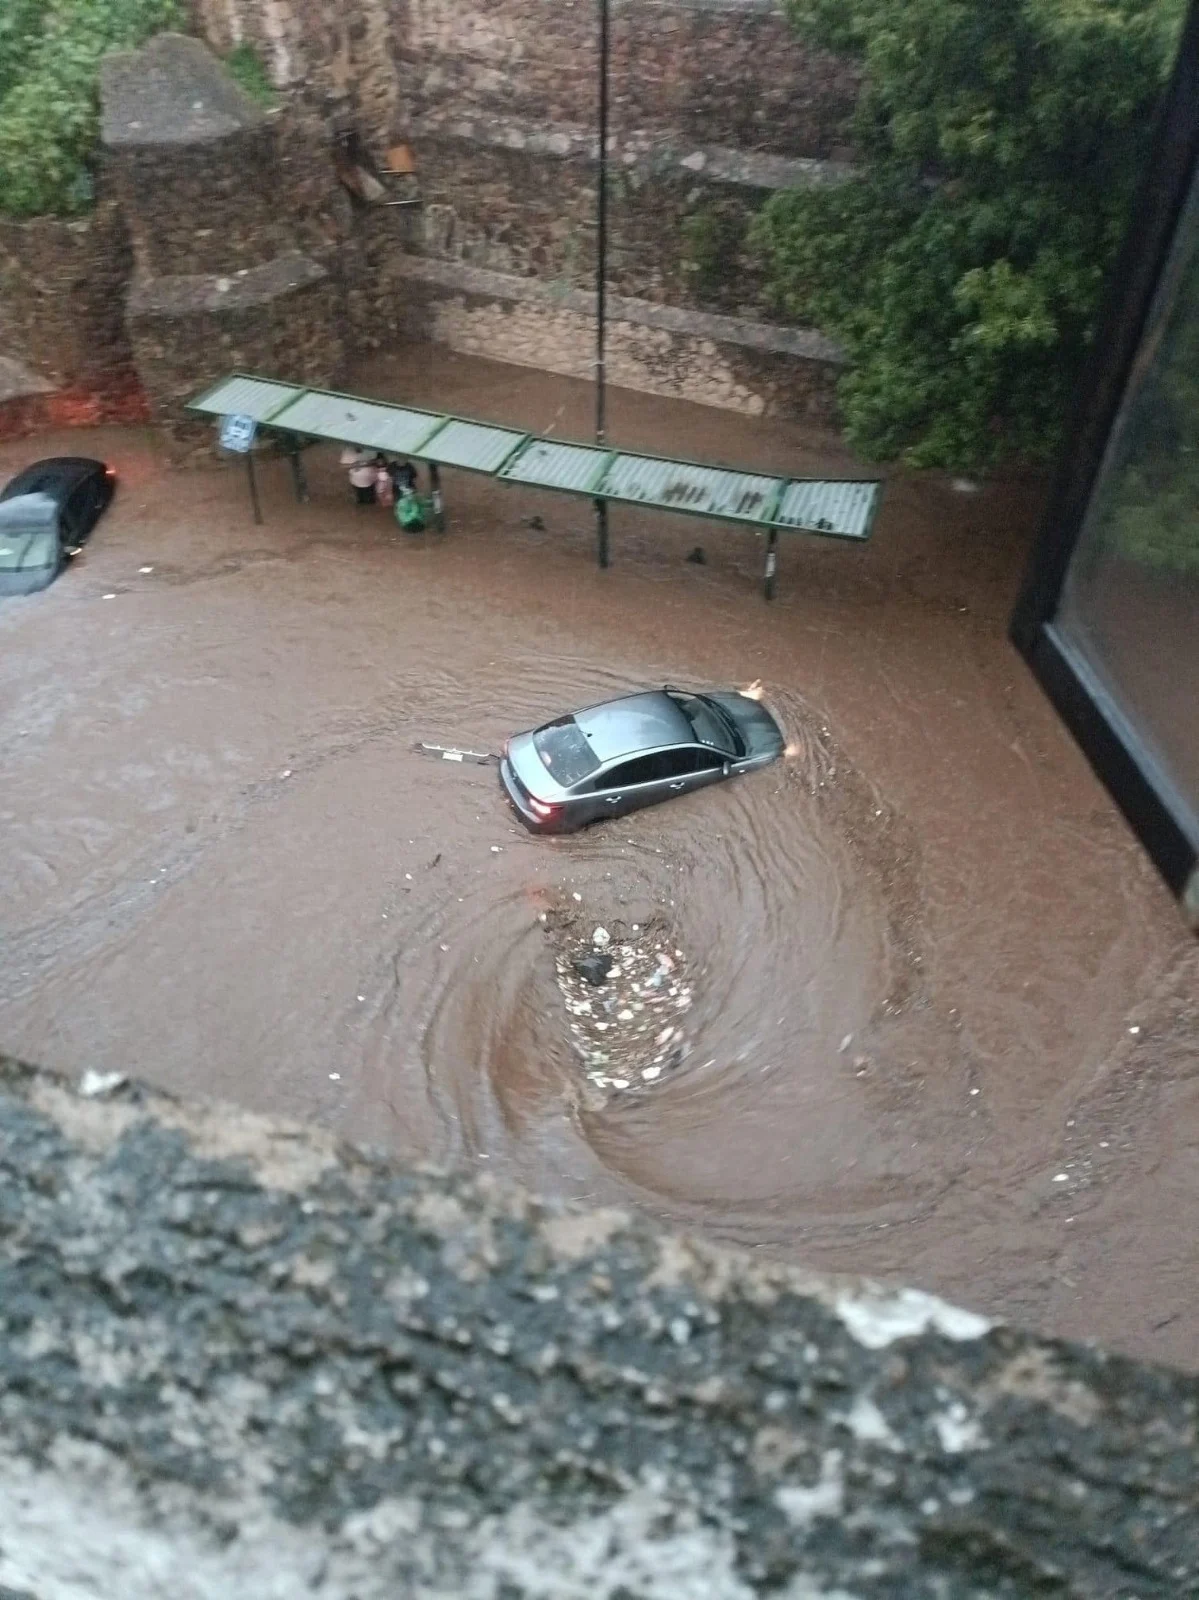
(219, 413, 258, 454)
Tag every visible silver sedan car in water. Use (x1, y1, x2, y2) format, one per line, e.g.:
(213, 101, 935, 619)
(500, 687, 785, 833)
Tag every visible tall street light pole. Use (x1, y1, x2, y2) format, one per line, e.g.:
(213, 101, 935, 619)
(593, 0, 611, 569)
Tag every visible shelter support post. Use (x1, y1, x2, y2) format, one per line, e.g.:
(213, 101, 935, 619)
(764, 527, 778, 601)
(595, 499, 610, 568)
(593, 0, 610, 572)
(246, 452, 263, 526)
(287, 441, 308, 503)
(429, 462, 445, 532)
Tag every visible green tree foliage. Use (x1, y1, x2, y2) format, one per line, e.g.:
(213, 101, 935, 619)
(753, 0, 1186, 467)
(223, 42, 277, 108)
(0, 0, 183, 218)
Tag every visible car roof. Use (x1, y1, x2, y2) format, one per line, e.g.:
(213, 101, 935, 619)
(573, 692, 693, 765)
(0, 457, 105, 504)
(0, 491, 58, 530)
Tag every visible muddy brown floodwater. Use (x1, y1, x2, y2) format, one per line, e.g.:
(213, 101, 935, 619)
(1, 347, 1196, 1369)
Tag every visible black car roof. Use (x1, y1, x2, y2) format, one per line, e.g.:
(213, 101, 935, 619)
(0, 457, 106, 504)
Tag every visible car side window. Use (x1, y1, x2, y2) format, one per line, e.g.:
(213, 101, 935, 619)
(602, 752, 676, 788)
(674, 747, 724, 775)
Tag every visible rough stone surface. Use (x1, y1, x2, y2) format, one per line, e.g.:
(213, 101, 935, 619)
(127, 255, 345, 433)
(96, 34, 347, 431)
(102, 30, 268, 147)
(0, 1053, 1196, 1597)
(399, 119, 856, 320)
(6, 6, 855, 437)
(178, 0, 857, 419)
(396, 256, 842, 419)
(0, 200, 136, 392)
(192, 0, 860, 159)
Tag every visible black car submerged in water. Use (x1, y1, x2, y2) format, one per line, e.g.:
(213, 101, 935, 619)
(0, 456, 115, 596)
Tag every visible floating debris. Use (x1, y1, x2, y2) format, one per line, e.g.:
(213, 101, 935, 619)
(573, 951, 612, 987)
(548, 907, 694, 1100)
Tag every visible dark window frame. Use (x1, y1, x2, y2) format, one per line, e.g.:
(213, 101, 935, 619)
(1010, 0, 1199, 923)
(601, 750, 679, 789)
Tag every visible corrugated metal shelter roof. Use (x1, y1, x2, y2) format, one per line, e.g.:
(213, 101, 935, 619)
(187, 374, 882, 544)
(267, 391, 444, 455)
(190, 374, 303, 422)
(775, 479, 878, 539)
(500, 439, 610, 494)
(421, 418, 528, 474)
(599, 454, 781, 525)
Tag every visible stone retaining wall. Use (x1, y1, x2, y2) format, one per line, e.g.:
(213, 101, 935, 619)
(2, 8, 853, 439)
(397, 256, 842, 419)
(410, 130, 786, 315)
(96, 34, 347, 434)
(128, 252, 345, 428)
(0, 201, 137, 394)
(107, 122, 293, 280)
(190, 0, 860, 158)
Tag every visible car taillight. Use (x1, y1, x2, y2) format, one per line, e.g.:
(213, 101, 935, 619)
(104, 465, 117, 480)
(529, 796, 556, 819)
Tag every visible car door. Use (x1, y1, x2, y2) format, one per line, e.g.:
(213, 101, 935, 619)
(673, 744, 728, 797)
(588, 748, 718, 822)
(62, 480, 98, 551)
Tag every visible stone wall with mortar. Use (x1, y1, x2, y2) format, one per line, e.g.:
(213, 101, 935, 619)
(2, 4, 851, 437)
(0, 200, 137, 394)
(182, 0, 855, 422)
(190, 0, 860, 158)
(127, 253, 346, 428)
(98, 34, 348, 434)
(106, 122, 294, 280)
(0, 1052, 1195, 1597)
(397, 257, 842, 420)
(409, 128, 799, 316)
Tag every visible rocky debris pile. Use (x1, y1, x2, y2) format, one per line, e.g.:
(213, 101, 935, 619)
(551, 919, 694, 1094)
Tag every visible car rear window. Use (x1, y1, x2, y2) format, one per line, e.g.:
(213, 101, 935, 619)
(0, 529, 59, 572)
(533, 718, 600, 787)
(20, 531, 57, 570)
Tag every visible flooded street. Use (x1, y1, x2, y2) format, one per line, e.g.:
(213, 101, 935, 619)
(1, 348, 1195, 1369)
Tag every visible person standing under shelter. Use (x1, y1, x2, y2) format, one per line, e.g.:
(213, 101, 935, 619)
(389, 458, 418, 500)
(341, 446, 377, 506)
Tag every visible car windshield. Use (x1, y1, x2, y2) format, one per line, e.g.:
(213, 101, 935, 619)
(533, 717, 601, 787)
(672, 694, 738, 756)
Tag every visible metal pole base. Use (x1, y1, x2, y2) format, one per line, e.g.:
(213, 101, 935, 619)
(246, 452, 263, 526)
(595, 499, 610, 568)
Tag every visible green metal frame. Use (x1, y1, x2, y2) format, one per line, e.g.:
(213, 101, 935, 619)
(188, 372, 883, 541)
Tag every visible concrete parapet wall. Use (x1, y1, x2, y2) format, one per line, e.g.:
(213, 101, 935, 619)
(0, 1053, 1195, 1597)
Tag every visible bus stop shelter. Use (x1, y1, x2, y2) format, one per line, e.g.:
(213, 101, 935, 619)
(190, 372, 883, 600)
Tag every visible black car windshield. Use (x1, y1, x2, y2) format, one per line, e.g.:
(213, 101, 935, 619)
(672, 694, 740, 756)
(533, 717, 601, 787)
